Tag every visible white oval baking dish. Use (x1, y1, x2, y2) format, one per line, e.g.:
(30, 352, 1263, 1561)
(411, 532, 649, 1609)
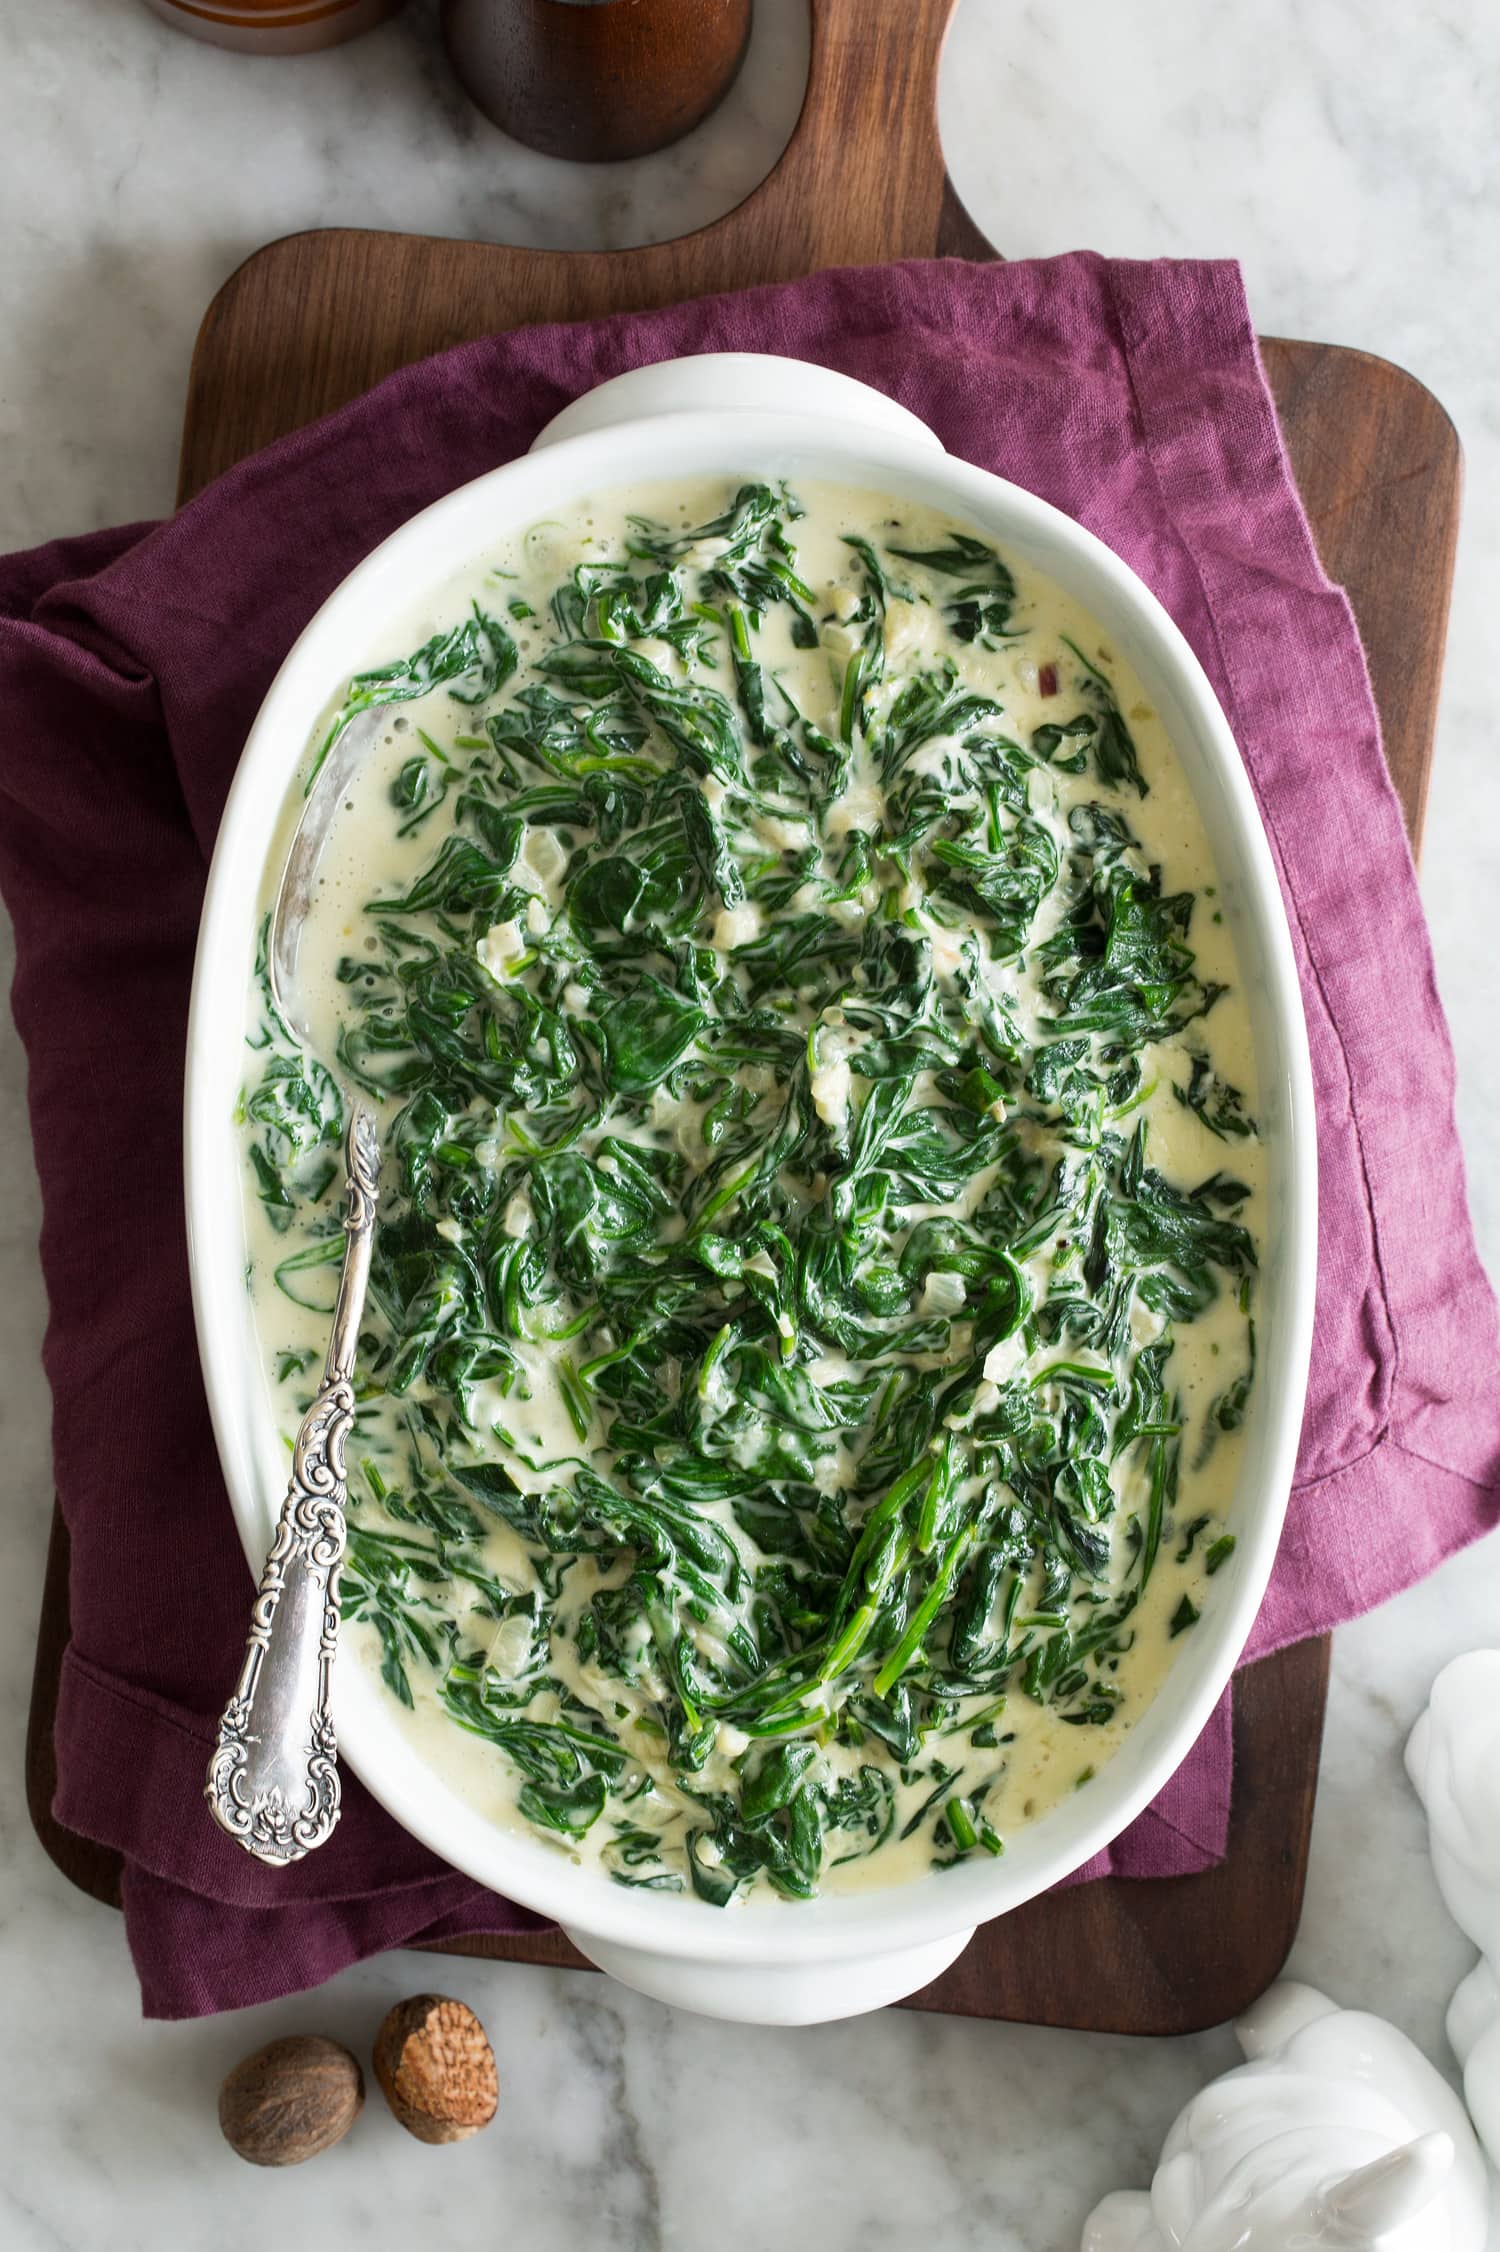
(186, 353, 1316, 2024)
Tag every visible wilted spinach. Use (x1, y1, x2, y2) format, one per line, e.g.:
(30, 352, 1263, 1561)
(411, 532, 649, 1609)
(246, 480, 1259, 1902)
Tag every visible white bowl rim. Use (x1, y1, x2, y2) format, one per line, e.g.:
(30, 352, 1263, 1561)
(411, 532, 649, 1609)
(185, 397, 1317, 1970)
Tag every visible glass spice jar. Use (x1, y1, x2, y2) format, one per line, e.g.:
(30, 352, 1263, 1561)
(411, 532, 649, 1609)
(140, 0, 402, 55)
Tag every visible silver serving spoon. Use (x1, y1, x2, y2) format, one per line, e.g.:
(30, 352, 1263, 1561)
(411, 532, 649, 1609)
(268, 709, 381, 1024)
(206, 715, 383, 1864)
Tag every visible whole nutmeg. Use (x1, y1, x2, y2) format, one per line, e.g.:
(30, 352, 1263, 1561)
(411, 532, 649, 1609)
(219, 2034, 364, 2166)
(373, 1993, 498, 2144)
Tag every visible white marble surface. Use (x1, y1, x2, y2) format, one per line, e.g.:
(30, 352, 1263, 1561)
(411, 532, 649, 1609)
(2, 2, 1498, 2245)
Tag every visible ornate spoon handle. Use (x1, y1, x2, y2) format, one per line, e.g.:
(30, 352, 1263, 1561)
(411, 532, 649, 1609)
(205, 1108, 381, 1864)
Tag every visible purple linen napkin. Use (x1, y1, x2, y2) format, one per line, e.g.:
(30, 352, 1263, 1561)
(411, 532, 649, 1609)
(2, 254, 1494, 2020)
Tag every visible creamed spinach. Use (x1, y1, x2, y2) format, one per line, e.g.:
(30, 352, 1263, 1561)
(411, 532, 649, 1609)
(240, 476, 1262, 1904)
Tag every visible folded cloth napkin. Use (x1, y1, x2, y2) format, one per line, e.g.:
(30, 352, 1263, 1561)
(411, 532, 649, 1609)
(2, 255, 1496, 2020)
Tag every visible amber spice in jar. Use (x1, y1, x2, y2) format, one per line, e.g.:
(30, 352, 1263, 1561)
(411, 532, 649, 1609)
(140, 0, 402, 56)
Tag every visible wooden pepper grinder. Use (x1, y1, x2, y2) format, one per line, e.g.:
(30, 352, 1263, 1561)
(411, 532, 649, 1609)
(442, 0, 753, 162)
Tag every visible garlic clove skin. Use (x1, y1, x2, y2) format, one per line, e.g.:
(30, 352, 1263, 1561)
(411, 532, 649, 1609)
(1406, 1648, 1500, 2170)
(1449, 1964, 1500, 2164)
(1317, 2132, 1455, 2237)
(1079, 2193, 1157, 2251)
(1236, 1976, 1341, 2057)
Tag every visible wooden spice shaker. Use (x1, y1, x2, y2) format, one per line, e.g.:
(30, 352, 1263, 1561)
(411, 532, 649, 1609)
(441, 0, 753, 161)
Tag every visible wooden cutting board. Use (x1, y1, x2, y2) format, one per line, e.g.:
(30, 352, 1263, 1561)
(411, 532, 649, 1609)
(26, 0, 1459, 2034)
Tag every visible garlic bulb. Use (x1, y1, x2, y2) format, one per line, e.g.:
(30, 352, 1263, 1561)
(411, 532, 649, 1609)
(1082, 1981, 1487, 2250)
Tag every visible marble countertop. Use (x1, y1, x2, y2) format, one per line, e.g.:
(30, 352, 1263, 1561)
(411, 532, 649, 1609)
(3, 2, 1499, 2245)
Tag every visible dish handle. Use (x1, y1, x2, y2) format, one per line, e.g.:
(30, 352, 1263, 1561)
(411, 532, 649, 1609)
(528, 353, 945, 453)
(560, 1923, 973, 2025)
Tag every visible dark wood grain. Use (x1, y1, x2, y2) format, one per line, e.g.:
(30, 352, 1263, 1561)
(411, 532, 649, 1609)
(440, 0, 752, 163)
(26, 1514, 122, 1909)
(420, 1637, 1333, 2034)
(26, 0, 1461, 2032)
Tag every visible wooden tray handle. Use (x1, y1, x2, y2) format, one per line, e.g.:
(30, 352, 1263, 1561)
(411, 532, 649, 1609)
(693, 0, 961, 273)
